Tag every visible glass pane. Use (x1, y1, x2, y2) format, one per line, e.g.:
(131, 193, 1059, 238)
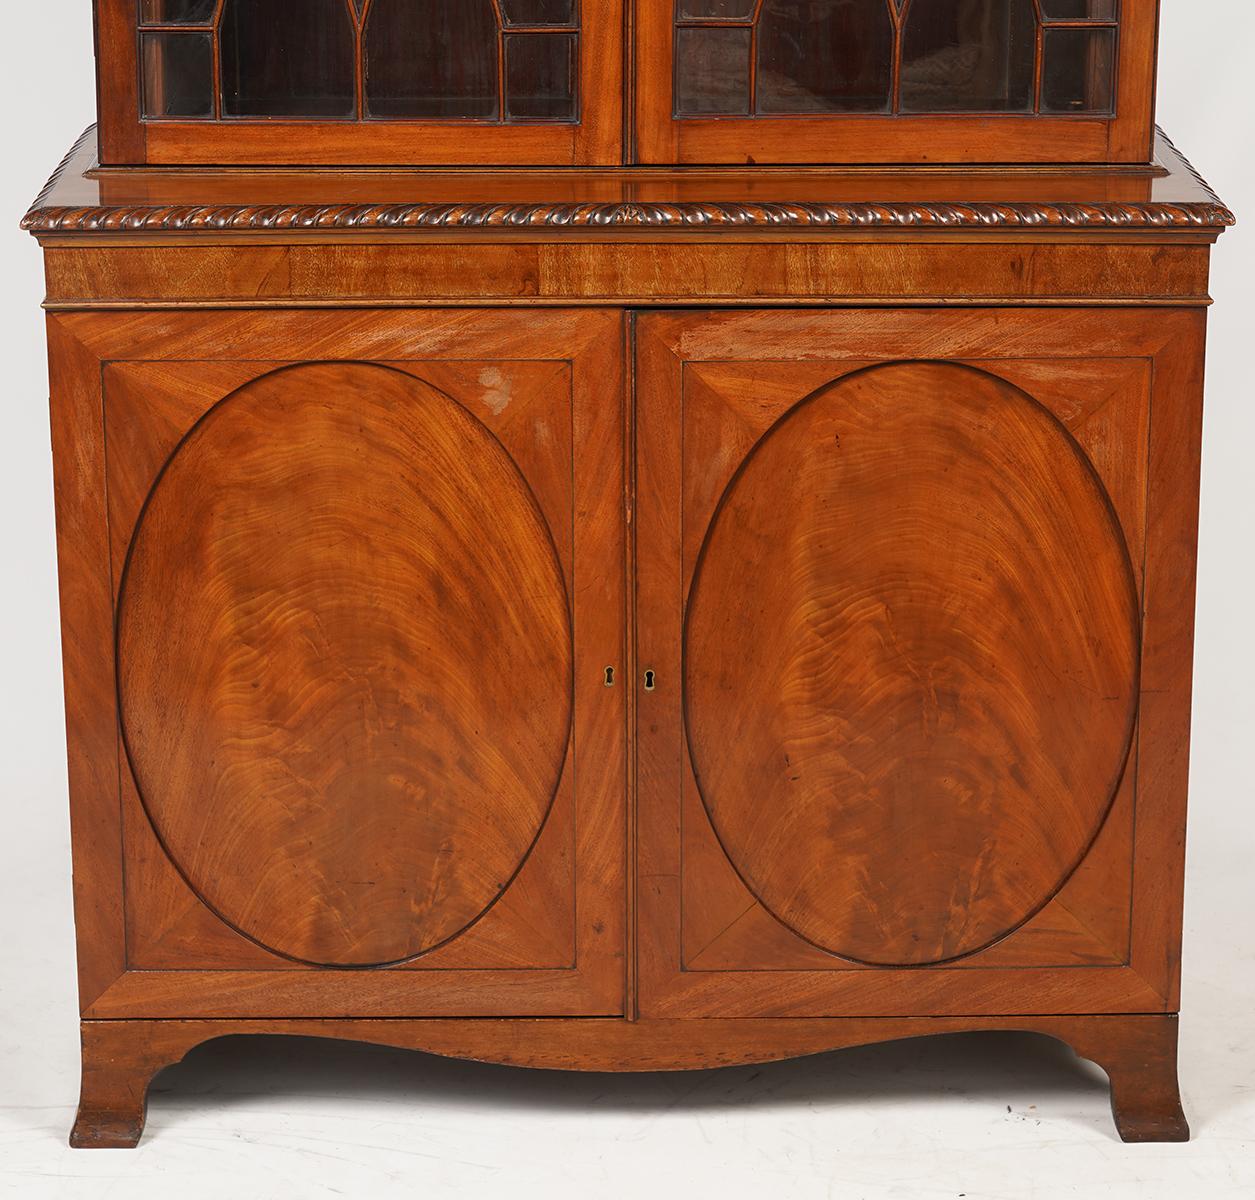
(1040, 0, 1117, 18)
(900, 0, 1035, 113)
(221, 0, 355, 118)
(757, 0, 893, 114)
(366, 0, 500, 119)
(140, 0, 217, 23)
(1041, 26, 1116, 113)
(676, 1, 756, 17)
(141, 32, 213, 118)
(674, 26, 750, 116)
(506, 34, 578, 119)
(501, 0, 578, 25)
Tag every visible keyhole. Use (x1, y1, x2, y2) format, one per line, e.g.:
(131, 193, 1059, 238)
(644, 669, 656, 691)
(604, 666, 616, 687)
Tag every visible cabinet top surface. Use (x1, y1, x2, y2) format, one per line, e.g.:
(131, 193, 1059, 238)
(23, 126, 1233, 238)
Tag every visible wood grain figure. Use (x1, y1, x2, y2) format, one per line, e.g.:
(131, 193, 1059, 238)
(117, 362, 573, 967)
(684, 361, 1140, 967)
(22, 0, 1229, 1148)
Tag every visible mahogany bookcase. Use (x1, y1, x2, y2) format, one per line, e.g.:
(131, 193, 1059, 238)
(23, 0, 1231, 1147)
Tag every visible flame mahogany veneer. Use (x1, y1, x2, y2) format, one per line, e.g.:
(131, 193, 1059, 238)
(25, 6, 1230, 1147)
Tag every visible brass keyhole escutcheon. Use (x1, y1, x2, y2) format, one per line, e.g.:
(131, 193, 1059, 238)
(644, 669, 656, 691)
(604, 666, 616, 687)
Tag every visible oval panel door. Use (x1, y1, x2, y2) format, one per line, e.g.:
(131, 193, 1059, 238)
(684, 361, 1140, 967)
(117, 362, 573, 967)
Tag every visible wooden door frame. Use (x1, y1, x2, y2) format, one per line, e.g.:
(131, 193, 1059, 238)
(634, 306, 1204, 1020)
(95, 0, 625, 165)
(634, 0, 1160, 165)
(49, 306, 628, 1019)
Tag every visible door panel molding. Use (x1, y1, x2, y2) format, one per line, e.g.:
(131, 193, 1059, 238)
(52, 307, 627, 1018)
(635, 306, 1203, 1019)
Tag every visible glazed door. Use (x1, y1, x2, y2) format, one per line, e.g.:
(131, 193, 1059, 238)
(635, 0, 1157, 163)
(635, 308, 1203, 1018)
(97, 0, 622, 164)
(53, 308, 626, 1018)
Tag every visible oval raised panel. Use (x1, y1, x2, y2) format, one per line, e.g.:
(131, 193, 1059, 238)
(118, 362, 572, 967)
(684, 361, 1139, 967)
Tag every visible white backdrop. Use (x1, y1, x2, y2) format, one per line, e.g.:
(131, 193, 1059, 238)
(1, 4, 1251, 1196)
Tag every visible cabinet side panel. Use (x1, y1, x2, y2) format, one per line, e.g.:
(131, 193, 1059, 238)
(1128, 309, 1207, 1006)
(47, 316, 127, 1009)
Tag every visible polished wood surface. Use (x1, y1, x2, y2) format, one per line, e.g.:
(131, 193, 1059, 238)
(36, 238, 1216, 312)
(117, 361, 573, 967)
(636, 307, 1205, 1021)
(25, 130, 1227, 315)
(24, 128, 1234, 237)
(674, 352, 1154, 980)
(683, 360, 1140, 967)
(70, 1013, 1187, 1149)
(23, 100, 1225, 1142)
(46, 307, 627, 1018)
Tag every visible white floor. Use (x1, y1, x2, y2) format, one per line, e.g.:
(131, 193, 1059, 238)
(3, 1029, 1254, 1200)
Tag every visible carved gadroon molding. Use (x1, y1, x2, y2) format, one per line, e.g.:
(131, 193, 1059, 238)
(22, 126, 1236, 235)
(22, 197, 1237, 234)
